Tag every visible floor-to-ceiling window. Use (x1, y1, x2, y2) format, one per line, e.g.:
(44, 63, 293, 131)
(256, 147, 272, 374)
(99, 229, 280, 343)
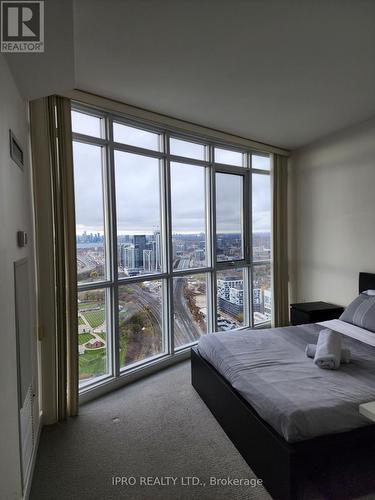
(71, 104, 272, 391)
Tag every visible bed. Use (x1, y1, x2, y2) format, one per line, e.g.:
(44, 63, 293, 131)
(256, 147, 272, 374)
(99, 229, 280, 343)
(191, 273, 375, 500)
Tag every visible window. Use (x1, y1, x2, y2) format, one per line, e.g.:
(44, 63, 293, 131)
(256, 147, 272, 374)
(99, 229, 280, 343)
(214, 146, 244, 166)
(71, 110, 103, 138)
(72, 105, 273, 393)
(252, 173, 271, 262)
(170, 137, 206, 160)
(171, 162, 207, 269)
(252, 263, 272, 325)
(73, 142, 107, 284)
(113, 121, 160, 151)
(115, 151, 163, 277)
(252, 166, 272, 325)
(215, 172, 244, 262)
(118, 281, 164, 368)
(217, 268, 246, 331)
(173, 274, 208, 349)
(78, 289, 110, 386)
(252, 154, 271, 171)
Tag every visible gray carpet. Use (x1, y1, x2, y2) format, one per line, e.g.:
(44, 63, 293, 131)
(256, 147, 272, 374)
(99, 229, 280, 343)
(30, 361, 271, 500)
(30, 360, 375, 500)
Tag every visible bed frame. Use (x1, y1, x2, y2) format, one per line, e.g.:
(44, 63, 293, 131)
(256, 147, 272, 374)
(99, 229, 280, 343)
(191, 272, 375, 500)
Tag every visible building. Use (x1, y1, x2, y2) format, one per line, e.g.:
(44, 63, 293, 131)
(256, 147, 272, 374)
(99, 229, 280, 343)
(217, 277, 243, 301)
(194, 249, 205, 262)
(264, 289, 272, 320)
(120, 244, 135, 269)
(253, 288, 262, 312)
(229, 286, 243, 306)
(143, 249, 153, 273)
(217, 277, 244, 318)
(152, 231, 161, 271)
(134, 235, 146, 268)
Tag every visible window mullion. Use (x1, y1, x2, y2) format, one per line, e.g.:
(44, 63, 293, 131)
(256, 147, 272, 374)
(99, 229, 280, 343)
(243, 267, 250, 327)
(209, 144, 217, 332)
(163, 131, 174, 355)
(107, 116, 120, 378)
(248, 154, 254, 327)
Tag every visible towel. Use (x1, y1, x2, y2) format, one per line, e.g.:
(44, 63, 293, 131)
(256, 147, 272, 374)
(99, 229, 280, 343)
(305, 343, 351, 364)
(313, 329, 342, 369)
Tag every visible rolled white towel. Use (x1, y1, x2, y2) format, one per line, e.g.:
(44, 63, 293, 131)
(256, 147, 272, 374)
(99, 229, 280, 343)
(305, 343, 351, 364)
(314, 329, 342, 370)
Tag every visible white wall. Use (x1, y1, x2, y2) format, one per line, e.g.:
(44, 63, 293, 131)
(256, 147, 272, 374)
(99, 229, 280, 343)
(5, 0, 74, 101)
(289, 117, 375, 307)
(0, 54, 39, 499)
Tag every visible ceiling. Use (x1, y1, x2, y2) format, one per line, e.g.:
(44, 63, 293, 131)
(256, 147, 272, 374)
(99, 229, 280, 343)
(6, 0, 375, 150)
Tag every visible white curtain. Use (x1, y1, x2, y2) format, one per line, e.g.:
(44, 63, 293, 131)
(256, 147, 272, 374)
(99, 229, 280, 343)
(30, 96, 78, 419)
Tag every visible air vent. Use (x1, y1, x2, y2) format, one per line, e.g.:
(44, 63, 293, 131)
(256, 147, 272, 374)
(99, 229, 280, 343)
(9, 130, 24, 170)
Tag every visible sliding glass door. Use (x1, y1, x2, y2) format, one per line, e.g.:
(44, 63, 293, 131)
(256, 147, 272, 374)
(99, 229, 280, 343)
(71, 104, 272, 391)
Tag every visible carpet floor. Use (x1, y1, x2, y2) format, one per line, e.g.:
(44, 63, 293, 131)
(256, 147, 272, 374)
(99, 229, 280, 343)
(30, 360, 375, 500)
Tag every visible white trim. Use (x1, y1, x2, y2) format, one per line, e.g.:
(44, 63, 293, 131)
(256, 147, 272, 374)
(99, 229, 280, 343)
(63, 89, 290, 157)
(22, 411, 42, 500)
(79, 349, 191, 405)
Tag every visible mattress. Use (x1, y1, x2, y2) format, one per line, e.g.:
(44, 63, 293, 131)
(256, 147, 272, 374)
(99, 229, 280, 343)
(197, 321, 375, 442)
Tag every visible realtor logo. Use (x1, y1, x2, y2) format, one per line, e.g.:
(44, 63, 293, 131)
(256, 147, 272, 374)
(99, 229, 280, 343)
(1, 1, 44, 52)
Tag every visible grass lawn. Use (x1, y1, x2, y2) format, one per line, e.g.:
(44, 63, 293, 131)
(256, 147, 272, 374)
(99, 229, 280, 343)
(79, 348, 106, 381)
(78, 333, 95, 345)
(78, 301, 98, 311)
(78, 316, 85, 325)
(83, 308, 105, 329)
(97, 332, 106, 340)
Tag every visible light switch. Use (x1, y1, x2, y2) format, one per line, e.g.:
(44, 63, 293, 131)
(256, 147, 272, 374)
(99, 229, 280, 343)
(17, 231, 28, 247)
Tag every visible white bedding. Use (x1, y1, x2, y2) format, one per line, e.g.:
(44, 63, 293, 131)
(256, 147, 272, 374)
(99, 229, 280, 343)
(318, 319, 375, 348)
(197, 322, 375, 442)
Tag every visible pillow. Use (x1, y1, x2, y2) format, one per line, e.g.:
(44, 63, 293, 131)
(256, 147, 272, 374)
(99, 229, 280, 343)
(363, 290, 375, 296)
(340, 293, 375, 332)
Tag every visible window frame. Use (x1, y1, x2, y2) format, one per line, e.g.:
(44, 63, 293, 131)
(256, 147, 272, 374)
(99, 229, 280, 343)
(72, 101, 272, 395)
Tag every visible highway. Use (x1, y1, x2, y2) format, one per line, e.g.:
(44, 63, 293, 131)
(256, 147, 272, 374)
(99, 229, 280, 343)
(173, 257, 202, 347)
(81, 251, 206, 360)
(121, 256, 203, 355)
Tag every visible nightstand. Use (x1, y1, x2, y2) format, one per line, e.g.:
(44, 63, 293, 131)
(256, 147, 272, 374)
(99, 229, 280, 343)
(290, 301, 344, 326)
(359, 402, 375, 423)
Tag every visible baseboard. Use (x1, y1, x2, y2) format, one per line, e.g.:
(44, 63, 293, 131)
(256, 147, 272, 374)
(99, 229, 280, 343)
(23, 411, 42, 500)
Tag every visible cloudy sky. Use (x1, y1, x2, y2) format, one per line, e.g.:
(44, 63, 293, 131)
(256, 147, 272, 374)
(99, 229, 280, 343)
(73, 140, 270, 236)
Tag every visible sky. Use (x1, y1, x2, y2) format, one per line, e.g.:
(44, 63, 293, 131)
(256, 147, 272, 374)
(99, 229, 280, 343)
(72, 115, 271, 236)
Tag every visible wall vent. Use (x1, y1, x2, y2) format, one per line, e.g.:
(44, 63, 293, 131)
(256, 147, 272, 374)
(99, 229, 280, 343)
(9, 130, 24, 170)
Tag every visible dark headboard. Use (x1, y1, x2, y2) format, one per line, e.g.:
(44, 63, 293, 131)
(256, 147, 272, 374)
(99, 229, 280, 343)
(359, 272, 375, 293)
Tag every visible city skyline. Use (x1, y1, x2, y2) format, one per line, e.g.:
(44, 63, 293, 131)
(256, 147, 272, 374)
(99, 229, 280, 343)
(76, 229, 271, 238)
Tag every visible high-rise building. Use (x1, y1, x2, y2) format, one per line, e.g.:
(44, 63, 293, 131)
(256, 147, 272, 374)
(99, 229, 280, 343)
(152, 231, 161, 271)
(134, 235, 146, 268)
(253, 288, 262, 312)
(121, 244, 135, 269)
(217, 277, 243, 301)
(143, 249, 153, 273)
(229, 286, 243, 306)
(264, 289, 272, 319)
(217, 277, 244, 318)
(194, 249, 205, 262)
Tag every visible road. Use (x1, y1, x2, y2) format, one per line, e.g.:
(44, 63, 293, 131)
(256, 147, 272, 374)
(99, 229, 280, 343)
(124, 256, 203, 350)
(172, 256, 202, 347)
